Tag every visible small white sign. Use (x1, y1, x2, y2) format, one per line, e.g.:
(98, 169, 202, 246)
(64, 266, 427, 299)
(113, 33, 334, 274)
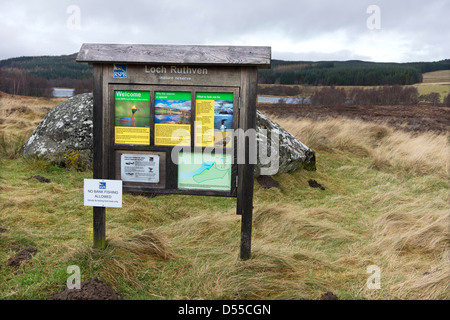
(84, 179, 122, 208)
(121, 154, 160, 183)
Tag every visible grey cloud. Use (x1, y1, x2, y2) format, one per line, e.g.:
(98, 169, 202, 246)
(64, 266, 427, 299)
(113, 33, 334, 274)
(0, 0, 448, 62)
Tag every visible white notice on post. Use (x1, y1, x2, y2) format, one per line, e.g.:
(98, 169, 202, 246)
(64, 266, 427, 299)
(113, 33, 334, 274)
(121, 154, 160, 183)
(84, 179, 122, 208)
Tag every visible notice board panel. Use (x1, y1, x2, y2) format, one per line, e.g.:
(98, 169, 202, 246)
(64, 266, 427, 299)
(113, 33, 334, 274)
(154, 91, 192, 147)
(108, 84, 239, 197)
(178, 151, 233, 192)
(115, 150, 166, 190)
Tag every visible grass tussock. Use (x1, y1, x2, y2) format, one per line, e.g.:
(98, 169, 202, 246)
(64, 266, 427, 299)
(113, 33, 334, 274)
(110, 229, 176, 260)
(0, 132, 27, 159)
(373, 203, 449, 255)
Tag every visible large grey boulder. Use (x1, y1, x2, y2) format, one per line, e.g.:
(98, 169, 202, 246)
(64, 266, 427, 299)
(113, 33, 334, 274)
(21, 93, 94, 169)
(255, 111, 315, 176)
(22, 93, 315, 174)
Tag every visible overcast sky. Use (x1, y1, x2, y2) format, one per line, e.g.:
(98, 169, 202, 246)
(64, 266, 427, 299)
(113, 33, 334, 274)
(1, 0, 448, 62)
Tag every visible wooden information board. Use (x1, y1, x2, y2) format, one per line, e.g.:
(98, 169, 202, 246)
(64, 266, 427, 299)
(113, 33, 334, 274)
(77, 44, 271, 259)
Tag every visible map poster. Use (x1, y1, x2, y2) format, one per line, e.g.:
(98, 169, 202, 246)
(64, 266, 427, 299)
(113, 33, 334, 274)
(178, 152, 232, 191)
(154, 91, 191, 146)
(121, 154, 160, 183)
(114, 90, 151, 145)
(195, 93, 233, 148)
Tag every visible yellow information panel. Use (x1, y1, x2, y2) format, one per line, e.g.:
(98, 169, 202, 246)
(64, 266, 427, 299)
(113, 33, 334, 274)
(155, 123, 191, 146)
(115, 127, 150, 145)
(195, 93, 233, 148)
(195, 99, 215, 146)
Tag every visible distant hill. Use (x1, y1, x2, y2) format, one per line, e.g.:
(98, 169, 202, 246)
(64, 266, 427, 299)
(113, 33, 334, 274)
(259, 59, 450, 86)
(0, 53, 449, 88)
(0, 53, 93, 97)
(0, 53, 92, 80)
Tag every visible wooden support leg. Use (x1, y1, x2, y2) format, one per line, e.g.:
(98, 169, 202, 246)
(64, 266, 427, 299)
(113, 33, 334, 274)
(93, 207, 106, 249)
(240, 206, 253, 260)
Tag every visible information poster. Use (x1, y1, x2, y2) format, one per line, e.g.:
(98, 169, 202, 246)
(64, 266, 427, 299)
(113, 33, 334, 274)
(114, 90, 151, 144)
(178, 152, 232, 191)
(154, 91, 191, 146)
(195, 93, 233, 148)
(121, 154, 160, 183)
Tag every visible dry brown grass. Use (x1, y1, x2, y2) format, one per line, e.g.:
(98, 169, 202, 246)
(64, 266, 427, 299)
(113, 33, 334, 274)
(111, 229, 176, 260)
(274, 116, 450, 299)
(0, 92, 65, 158)
(275, 117, 450, 179)
(0, 91, 64, 136)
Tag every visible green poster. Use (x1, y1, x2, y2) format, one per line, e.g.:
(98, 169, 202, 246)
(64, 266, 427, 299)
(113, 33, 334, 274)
(114, 90, 151, 145)
(154, 91, 192, 146)
(195, 92, 233, 148)
(195, 93, 233, 131)
(114, 90, 151, 127)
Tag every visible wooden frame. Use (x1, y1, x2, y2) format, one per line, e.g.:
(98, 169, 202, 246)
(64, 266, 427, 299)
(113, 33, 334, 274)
(77, 44, 271, 260)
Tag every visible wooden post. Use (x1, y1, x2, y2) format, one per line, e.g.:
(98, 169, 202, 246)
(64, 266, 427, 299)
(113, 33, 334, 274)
(92, 64, 106, 249)
(239, 67, 258, 260)
(93, 207, 106, 249)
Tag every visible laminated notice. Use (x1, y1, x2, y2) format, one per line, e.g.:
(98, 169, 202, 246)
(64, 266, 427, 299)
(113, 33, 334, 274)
(121, 154, 160, 183)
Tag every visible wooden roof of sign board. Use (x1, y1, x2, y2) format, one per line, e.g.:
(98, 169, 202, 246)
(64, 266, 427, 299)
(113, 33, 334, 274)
(76, 44, 271, 68)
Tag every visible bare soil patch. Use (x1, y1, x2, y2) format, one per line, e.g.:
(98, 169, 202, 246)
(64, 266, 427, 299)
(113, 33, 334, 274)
(27, 175, 51, 183)
(320, 291, 339, 300)
(7, 246, 38, 268)
(308, 179, 325, 190)
(48, 277, 122, 300)
(257, 175, 280, 189)
(258, 103, 450, 133)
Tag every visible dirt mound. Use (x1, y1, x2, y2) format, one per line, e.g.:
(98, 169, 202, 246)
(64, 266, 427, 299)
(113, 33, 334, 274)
(308, 179, 325, 190)
(27, 175, 51, 183)
(257, 175, 280, 189)
(7, 246, 38, 268)
(319, 291, 339, 300)
(48, 277, 122, 300)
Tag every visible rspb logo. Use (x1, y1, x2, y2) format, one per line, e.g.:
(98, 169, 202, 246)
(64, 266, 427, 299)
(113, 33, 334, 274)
(99, 182, 106, 189)
(113, 64, 127, 78)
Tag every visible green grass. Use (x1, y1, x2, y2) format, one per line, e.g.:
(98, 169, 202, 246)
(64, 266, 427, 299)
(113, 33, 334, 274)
(412, 83, 450, 102)
(412, 69, 450, 102)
